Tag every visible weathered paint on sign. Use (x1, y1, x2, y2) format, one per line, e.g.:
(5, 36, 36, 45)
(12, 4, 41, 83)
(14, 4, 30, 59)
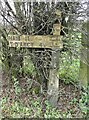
(8, 35, 62, 48)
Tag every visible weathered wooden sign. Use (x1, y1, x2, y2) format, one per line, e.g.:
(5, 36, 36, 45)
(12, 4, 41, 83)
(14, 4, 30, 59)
(7, 35, 63, 48)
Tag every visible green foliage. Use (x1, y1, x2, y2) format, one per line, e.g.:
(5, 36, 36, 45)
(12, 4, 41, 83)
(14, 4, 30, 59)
(2, 89, 88, 118)
(59, 32, 81, 84)
(1, 96, 62, 118)
(59, 53, 80, 84)
(23, 56, 36, 76)
(79, 89, 88, 115)
(44, 100, 62, 118)
(12, 76, 21, 95)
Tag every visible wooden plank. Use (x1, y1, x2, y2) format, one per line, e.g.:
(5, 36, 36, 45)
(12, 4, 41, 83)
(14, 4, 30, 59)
(7, 35, 63, 48)
(53, 24, 61, 35)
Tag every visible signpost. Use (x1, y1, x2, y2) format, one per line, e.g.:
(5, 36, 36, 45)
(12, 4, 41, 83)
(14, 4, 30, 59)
(8, 35, 62, 48)
(7, 23, 63, 106)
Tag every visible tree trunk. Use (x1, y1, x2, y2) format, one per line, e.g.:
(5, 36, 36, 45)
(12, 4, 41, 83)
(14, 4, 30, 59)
(79, 21, 89, 87)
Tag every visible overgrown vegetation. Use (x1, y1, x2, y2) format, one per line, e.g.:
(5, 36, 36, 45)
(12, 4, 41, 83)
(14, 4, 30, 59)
(1, 81, 88, 118)
(0, 1, 88, 119)
(1, 48, 88, 118)
(59, 32, 81, 84)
